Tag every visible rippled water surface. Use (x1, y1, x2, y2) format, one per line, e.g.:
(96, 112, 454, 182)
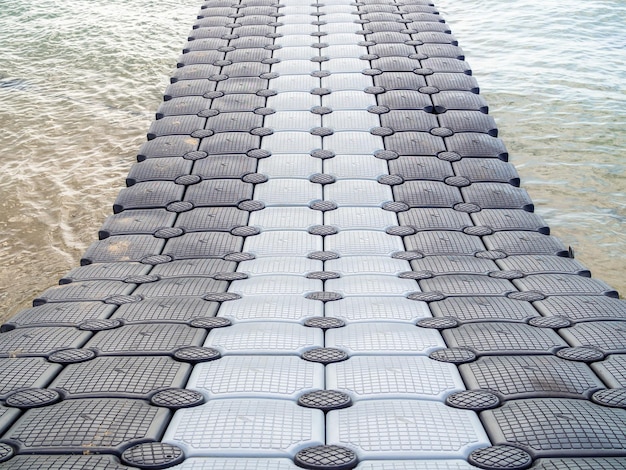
(0, 0, 624, 321)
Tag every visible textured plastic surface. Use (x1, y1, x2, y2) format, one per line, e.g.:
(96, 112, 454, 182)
(1, 2, 624, 469)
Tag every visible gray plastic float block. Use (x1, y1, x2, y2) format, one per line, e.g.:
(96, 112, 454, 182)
(389, 156, 454, 181)
(431, 91, 487, 114)
(420, 274, 516, 296)
(404, 231, 485, 256)
(254, 179, 322, 206)
(410, 256, 498, 275)
(210, 95, 267, 113)
(238, 258, 322, 276)
(326, 257, 411, 276)
(398, 209, 472, 231)
(323, 91, 379, 111)
(0, 358, 61, 398)
(230, 276, 321, 296)
(3, 398, 169, 454)
(170, 459, 303, 469)
(0, 455, 133, 470)
(184, 180, 254, 207)
(263, 112, 320, 132)
(113, 182, 185, 212)
(262, 132, 322, 153)
(205, 322, 323, 355)
(462, 183, 534, 211)
(445, 133, 508, 160)
(275, 35, 316, 48)
(453, 158, 519, 185)
(218, 78, 270, 95)
(325, 180, 393, 206)
(327, 400, 489, 460)
(322, 73, 375, 91)
(559, 321, 626, 354)
(324, 132, 385, 154)
(192, 155, 258, 179)
(187, 356, 324, 399)
(150, 258, 236, 278)
(181, 36, 228, 51)
(0, 327, 91, 358)
(484, 232, 568, 257)
(82, 235, 165, 265)
(244, 231, 323, 257)
(206, 113, 264, 133)
(322, 110, 381, 131)
(138, 136, 199, 160)
(459, 355, 605, 400)
(324, 155, 390, 180)
(257, 154, 323, 178)
(0, 404, 21, 436)
(170, 63, 220, 80)
(50, 356, 190, 399)
(217, 294, 323, 323)
(514, 274, 616, 297)
(3, 302, 115, 329)
(266, 92, 321, 111)
(61, 262, 151, 282)
(34, 281, 134, 305)
(425, 73, 478, 94)
(531, 458, 626, 470)
(326, 275, 418, 296)
(176, 207, 249, 232)
(248, 208, 323, 230)
(496, 256, 590, 276)
(269, 76, 321, 93)
(380, 111, 439, 133)
(430, 296, 540, 323)
(481, 398, 626, 457)
(326, 323, 445, 355)
(163, 399, 324, 457)
(442, 323, 568, 355)
(325, 297, 432, 324)
(177, 50, 225, 67)
(222, 63, 272, 79)
(417, 44, 466, 61)
(99, 210, 177, 238)
(471, 209, 550, 233)
(126, 158, 193, 185)
(409, 21, 452, 34)
(368, 43, 417, 57)
(534, 296, 626, 322)
(271, 60, 319, 76)
(321, 58, 369, 74)
(393, 181, 463, 208)
(592, 355, 626, 388)
(375, 73, 428, 91)
(155, 96, 212, 119)
(378, 92, 432, 113)
(147, 115, 206, 140)
(163, 232, 243, 259)
(371, 57, 421, 72)
(325, 207, 398, 231)
(325, 231, 405, 257)
(133, 277, 229, 298)
(85, 324, 206, 355)
(355, 461, 482, 470)
(327, 355, 464, 401)
(198, 133, 261, 155)
(112, 297, 219, 323)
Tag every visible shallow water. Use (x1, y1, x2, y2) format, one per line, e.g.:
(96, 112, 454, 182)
(435, 0, 625, 294)
(0, 0, 624, 321)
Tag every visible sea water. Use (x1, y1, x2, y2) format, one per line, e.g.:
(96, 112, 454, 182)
(0, 0, 624, 321)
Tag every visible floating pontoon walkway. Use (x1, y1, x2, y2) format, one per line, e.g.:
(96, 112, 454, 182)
(1, 1, 625, 469)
